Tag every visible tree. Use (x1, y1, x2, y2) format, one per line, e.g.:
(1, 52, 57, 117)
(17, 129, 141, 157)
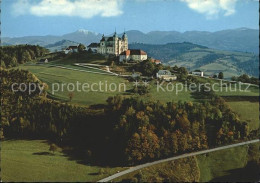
(87, 48, 93, 53)
(238, 74, 250, 83)
(176, 115, 191, 133)
(49, 143, 58, 154)
(0, 60, 6, 68)
(141, 60, 155, 76)
(22, 50, 32, 63)
(126, 127, 160, 163)
(231, 76, 237, 81)
(68, 92, 74, 102)
(178, 67, 188, 75)
(78, 44, 86, 53)
(10, 57, 18, 67)
(133, 85, 150, 95)
(218, 72, 224, 79)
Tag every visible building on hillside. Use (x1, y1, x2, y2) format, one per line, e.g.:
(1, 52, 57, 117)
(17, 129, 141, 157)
(87, 43, 99, 53)
(97, 32, 128, 56)
(156, 70, 177, 81)
(64, 45, 79, 54)
(192, 71, 204, 77)
(150, 58, 162, 65)
(119, 49, 147, 62)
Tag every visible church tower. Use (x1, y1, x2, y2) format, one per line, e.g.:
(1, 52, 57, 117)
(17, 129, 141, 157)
(122, 32, 128, 51)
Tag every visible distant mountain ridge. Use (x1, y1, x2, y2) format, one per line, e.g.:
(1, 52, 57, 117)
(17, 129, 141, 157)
(2, 28, 259, 54)
(45, 40, 80, 52)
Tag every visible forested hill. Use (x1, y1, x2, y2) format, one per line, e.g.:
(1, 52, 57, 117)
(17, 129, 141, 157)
(0, 45, 49, 68)
(1, 68, 257, 165)
(129, 43, 259, 78)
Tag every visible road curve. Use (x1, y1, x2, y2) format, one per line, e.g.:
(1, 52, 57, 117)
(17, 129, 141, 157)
(98, 139, 260, 182)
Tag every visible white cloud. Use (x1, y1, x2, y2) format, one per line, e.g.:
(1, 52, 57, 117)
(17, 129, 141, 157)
(12, 0, 123, 18)
(181, 0, 237, 19)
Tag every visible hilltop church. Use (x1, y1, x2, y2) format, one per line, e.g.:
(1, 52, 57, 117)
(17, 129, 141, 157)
(97, 32, 128, 56)
(87, 32, 148, 62)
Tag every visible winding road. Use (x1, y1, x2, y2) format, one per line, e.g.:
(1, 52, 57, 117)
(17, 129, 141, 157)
(98, 139, 260, 182)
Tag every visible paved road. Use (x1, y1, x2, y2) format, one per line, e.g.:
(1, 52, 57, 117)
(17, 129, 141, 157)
(98, 139, 260, 182)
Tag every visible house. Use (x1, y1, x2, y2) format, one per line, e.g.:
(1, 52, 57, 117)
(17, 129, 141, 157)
(192, 71, 204, 77)
(156, 70, 177, 81)
(87, 43, 99, 53)
(119, 49, 147, 62)
(64, 45, 79, 54)
(151, 58, 162, 65)
(97, 32, 128, 56)
(39, 59, 48, 63)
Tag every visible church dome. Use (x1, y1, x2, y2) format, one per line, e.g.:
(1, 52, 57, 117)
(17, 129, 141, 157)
(113, 32, 118, 38)
(122, 32, 128, 39)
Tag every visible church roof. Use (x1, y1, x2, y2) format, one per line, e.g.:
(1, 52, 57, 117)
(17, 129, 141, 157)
(120, 49, 147, 56)
(130, 49, 147, 55)
(88, 43, 99, 47)
(107, 37, 114, 41)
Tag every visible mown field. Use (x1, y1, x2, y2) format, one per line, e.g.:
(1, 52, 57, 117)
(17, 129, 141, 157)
(197, 144, 248, 182)
(227, 101, 259, 131)
(18, 63, 259, 106)
(1, 140, 126, 182)
(51, 53, 107, 65)
(19, 65, 130, 105)
(197, 143, 260, 182)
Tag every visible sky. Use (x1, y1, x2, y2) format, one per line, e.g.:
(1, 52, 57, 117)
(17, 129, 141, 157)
(1, 0, 259, 37)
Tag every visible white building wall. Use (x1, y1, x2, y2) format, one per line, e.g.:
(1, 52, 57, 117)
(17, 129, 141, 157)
(141, 55, 147, 61)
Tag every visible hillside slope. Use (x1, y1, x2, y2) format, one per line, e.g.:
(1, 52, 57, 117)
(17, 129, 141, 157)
(129, 42, 259, 78)
(45, 40, 80, 52)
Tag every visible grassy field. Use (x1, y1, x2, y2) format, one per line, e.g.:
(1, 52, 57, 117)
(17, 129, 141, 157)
(227, 101, 259, 131)
(18, 64, 259, 107)
(18, 65, 196, 105)
(197, 145, 248, 182)
(19, 65, 131, 105)
(1, 140, 126, 182)
(51, 53, 107, 65)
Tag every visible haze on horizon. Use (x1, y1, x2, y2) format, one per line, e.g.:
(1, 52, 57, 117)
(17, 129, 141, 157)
(2, 0, 259, 37)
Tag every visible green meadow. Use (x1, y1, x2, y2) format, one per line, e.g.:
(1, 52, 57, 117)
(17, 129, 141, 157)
(19, 65, 130, 105)
(197, 143, 260, 182)
(227, 101, 259, 131)
(1, 140, 126, 182)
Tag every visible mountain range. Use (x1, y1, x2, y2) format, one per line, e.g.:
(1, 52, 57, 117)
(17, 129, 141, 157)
(2, 28, 259, 54)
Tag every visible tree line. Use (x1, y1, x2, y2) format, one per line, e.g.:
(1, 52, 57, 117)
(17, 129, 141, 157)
(0, 68, 258, 165)
(0, 45, 49, 68)
(231, 74, 259, 85)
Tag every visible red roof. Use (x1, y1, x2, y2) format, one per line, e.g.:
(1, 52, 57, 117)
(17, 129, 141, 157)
(120, 49, 147, 56)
